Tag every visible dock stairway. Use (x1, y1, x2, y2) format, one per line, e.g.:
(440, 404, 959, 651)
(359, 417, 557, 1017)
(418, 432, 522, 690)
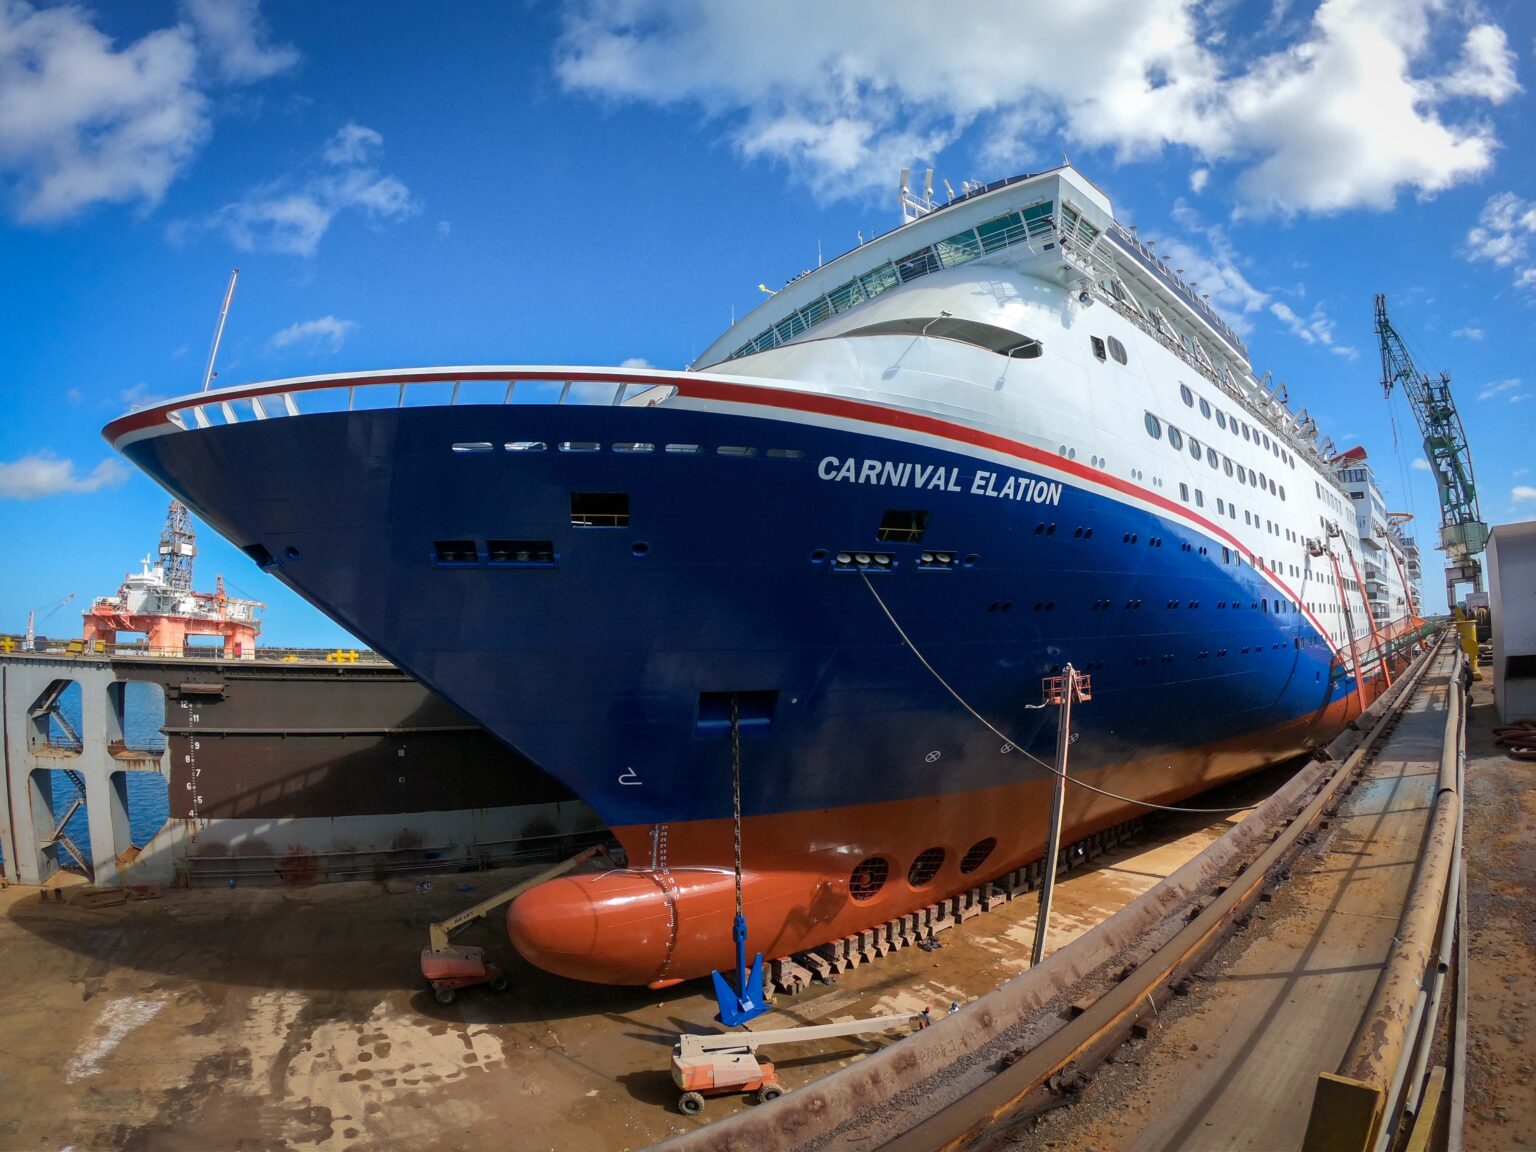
(42, 768, 93, 878)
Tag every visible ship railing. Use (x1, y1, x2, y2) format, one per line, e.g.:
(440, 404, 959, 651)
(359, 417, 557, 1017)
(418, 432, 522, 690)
(1101, 293, 1338, 479)
(158, 373, 681, 434)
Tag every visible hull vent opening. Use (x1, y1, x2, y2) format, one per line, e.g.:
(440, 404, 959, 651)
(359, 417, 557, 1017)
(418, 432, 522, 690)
(432, 540, 479, 565)
(487, 540, 555, 566)
(959, 837, 997, 874)
(876, 509, 930, 543)
(696, 690, 779, 737)
(570, 492, 630, 527)
(849, 856, 890, 901)
(908, 847, 946, 888)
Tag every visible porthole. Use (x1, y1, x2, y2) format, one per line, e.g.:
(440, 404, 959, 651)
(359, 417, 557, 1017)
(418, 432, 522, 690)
(1216, 411, 1227, 430)
(1207, 446, 1218, 468)
(960, 838, 997, 874)
(1168, 426, 1184, 450)
(1144, 412, 1162, 439)
(849, 857, 889, 901)
(1223, 458, 1234, 477)
(809, 549, 828, 563)
(908, 847, 946, 888)
(1107, 336, 1128, 364)
(1180, 383, 1193, 407)
(1199, 397, 1211, 419)
(1189, 436, 1202, 460)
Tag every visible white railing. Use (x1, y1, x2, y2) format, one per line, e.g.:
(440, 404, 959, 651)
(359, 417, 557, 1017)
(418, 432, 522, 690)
(160, 374, 679, 434)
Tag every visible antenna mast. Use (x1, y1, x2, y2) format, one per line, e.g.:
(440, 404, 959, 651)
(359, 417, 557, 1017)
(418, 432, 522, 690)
(201, 268, 239, 392)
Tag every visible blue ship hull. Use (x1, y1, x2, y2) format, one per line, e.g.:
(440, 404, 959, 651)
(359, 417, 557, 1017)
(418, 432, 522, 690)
(113, 382, 1418, 983)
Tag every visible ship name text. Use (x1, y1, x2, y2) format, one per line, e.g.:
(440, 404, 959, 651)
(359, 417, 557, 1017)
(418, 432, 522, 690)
(817, 456, 1062, 505)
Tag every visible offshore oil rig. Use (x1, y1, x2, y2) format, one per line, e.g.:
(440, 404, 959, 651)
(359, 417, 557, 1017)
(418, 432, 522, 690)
(80, 501, 263, 657)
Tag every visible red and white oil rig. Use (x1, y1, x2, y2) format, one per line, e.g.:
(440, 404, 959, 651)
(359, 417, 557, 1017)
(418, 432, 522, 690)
(82, 501, 264, 657)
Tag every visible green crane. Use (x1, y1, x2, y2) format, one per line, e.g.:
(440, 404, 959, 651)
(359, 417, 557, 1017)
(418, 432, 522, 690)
(1374, 293, 1487, 610)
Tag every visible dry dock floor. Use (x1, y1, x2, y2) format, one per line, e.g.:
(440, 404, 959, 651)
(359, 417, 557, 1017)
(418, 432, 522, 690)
(1009, 653, 1536, 1151)
(0, 771, 1282, 1151)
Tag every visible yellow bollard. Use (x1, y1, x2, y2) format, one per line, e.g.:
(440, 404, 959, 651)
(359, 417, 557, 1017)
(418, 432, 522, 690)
(1456, 619, 1478, 679)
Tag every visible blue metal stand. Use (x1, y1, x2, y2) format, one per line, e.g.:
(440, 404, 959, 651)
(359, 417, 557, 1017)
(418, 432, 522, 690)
(711, 912, 767, 1026)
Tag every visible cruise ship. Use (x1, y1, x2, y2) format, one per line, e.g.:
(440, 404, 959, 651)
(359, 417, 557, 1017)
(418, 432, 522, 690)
(105, 166, 1425, 987)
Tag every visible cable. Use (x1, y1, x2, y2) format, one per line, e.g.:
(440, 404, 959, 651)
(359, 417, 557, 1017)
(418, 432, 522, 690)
(858, 572, 1263, 815)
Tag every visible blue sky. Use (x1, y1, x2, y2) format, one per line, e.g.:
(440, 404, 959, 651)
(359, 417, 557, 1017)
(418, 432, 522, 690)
(1, 0, 1533, 643)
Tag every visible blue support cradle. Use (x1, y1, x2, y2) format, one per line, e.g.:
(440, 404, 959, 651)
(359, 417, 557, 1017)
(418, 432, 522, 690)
(711, 912, 767, 1027)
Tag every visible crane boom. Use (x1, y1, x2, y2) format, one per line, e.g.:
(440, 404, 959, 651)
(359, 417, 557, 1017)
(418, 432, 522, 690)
(1374, 293, 1487, 607)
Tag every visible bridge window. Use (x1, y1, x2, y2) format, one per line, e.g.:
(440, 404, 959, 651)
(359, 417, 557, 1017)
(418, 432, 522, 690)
(432, 540, 478, 565)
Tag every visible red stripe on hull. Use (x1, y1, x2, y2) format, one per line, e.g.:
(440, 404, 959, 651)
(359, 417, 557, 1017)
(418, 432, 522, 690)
(505, 655, 1416, 986)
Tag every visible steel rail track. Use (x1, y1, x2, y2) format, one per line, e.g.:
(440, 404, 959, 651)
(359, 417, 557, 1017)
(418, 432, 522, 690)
(878, 634, 1449, 1152)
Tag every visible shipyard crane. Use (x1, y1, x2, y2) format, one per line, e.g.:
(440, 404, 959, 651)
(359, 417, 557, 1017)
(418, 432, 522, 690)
(1374, 294, 1488, 611)
(23, 593, 76, 651)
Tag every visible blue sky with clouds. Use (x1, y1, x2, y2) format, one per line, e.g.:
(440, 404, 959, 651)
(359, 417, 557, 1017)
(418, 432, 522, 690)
(1, 0, 1533, 642)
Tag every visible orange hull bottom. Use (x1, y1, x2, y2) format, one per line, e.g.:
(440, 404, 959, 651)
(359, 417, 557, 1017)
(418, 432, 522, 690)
(508, 658, 1413, 986)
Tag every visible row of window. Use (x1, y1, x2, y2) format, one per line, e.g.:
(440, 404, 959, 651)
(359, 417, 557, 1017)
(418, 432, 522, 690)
(1177, 383, 1298, 471)
(452, 440, 802, 458)
(1147, 412, 1287, 501)
(727, 200, 1071, 361)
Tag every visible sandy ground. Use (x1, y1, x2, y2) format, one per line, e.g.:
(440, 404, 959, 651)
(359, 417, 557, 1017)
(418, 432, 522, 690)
(0, 776, 1272, 1152)
(1460, 675, 1536, 1148)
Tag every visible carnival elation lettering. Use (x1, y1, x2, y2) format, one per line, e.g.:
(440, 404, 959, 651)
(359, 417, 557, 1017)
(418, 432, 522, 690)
(816, 456, 1063, 505)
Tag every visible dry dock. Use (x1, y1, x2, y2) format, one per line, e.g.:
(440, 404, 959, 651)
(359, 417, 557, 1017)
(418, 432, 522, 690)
(0, 772, 1274, 1151)
(4, 636, 1522, 1151)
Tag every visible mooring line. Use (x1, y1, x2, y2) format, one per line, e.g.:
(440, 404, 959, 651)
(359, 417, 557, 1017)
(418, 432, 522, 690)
(858, 571, 1265, 815)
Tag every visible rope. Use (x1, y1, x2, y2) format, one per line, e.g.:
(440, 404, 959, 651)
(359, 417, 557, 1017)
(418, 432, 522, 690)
(730, 692, 745, 921)
(858, 573, 1262, 815)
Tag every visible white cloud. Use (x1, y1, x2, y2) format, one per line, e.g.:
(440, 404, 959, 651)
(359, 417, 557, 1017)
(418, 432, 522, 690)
(1436, 23, 1520, 102)
(619, 357, 654, 369)
(181, 0, 297, 82)
(0, 4, 205, 221)
(1411, 457, 1432, 471)
(1189, 167, 1210, 193)
(322, 122, 382, 167)
(188, 124, 416, 256)
(0, 1, 294, 223)
(1466, 192, 1536, 290)
(0, 453, 129, 499)
(556, 0, 1519, 216)
(1513, 485, 1536, 503)
(1477, 377, 1522, 401)
(65, 388, 83, 406)
(1451, 326, 1484, 340)
(121, 382, 169, 408)
(269, 315, 356, 353)
(1515, 467, 1531, 477)
(1269, 299, 1346, 351)
(436, 220, 451, 239)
